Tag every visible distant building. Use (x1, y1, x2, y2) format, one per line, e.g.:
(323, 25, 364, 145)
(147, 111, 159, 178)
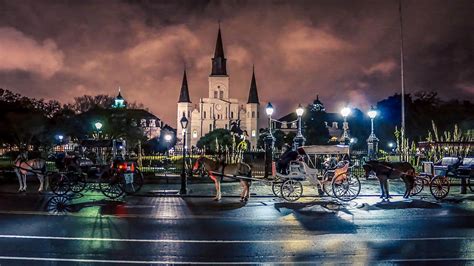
(177, 26, 260, 148)
(91, 89, 176, 140)
(276, 95, 346, 143)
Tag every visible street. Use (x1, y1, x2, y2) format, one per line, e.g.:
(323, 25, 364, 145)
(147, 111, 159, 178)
(0, 183, 473, 265)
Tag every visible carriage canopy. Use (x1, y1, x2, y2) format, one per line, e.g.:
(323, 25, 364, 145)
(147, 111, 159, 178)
(299, 145, 350, 155)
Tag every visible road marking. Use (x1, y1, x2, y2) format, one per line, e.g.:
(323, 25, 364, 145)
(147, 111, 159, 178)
(0, 234, 472, 244)
(0, 255, 472, 264)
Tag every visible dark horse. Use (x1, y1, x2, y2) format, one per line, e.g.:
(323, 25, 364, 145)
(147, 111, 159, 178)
(193, 156, 252, 202)
(363, 160, 415, 199)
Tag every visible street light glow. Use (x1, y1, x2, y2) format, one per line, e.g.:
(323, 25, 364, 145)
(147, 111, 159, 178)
(94, 122, 103, 130)
(57, 135, 64, 141)
(265, 102, 274, 116)
(341, 107, 351, 118)
(388, 142, 394, 148)
(368, 106, 378, 119)
(295, 104, 304, 117)
(164, 134, 172, 142)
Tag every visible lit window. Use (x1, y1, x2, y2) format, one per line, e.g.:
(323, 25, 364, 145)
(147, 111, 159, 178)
(192, 130, 198, 138)
(251, 130, 256, 137)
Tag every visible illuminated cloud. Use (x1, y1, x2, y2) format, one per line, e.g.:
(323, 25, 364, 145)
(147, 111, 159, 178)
(0, 27, 64, 78)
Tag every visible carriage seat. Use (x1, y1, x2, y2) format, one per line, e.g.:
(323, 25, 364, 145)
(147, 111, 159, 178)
(434, 157, 461, 176)
(458, 157, 474, 178)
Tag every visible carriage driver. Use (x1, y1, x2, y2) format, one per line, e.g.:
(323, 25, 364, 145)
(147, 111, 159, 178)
(277, 144, 299, 174)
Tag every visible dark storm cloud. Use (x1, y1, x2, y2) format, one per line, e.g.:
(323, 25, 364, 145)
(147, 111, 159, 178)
(0, 0, 472, 126)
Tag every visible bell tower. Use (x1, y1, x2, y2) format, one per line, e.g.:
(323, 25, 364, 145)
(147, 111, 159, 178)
(177, 69, 192, 142)
(209, 25, 229, 100)
(246, 66, 260, 149)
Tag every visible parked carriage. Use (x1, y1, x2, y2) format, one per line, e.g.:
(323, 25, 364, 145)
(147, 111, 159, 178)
(48, 139, 143, 199)
(411, 157, 474, 199)
(271, 145, 361, 202)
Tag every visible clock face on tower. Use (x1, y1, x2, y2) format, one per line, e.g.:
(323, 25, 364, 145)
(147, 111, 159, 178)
(215, 104, 222, 111)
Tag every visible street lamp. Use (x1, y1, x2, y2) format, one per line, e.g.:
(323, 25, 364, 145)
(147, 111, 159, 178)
(340, 106, 351, 145)
(293, 104, 306, 148)
(180, 113, 189, 195)
(164, 134, 172, 142)
(94, 121, 103, 139)
(367, 106, 379, 159)
(264, 102, 275, 178)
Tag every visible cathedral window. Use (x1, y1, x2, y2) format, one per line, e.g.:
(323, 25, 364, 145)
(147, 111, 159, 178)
(192, 130, 198, 139)
(204, 111, 206, 119)
(214, 91, 218, 98)
(252, 111, 255, 118)
(251, 130, 256, 137)
(225, 124, 228, 129)
(209, 124, 212, 131)
(231, 111, 234, 118)
(219, 91, 223, 99)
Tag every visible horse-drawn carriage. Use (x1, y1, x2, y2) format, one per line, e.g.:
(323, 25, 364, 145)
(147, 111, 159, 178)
(48, 139, 143, 199)
(271, 145, 361, 202)
(196, 144, 360, 202)
(411, 157, 474, 199)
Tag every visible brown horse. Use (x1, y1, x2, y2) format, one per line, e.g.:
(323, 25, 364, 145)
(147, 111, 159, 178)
(193, 156, 252, 201)
(363, 160, 415, 199)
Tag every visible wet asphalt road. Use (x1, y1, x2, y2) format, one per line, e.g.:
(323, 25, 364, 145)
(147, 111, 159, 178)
(0, 192, 473, 265)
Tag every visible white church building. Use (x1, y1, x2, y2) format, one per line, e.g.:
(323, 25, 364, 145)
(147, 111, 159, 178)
(177, 26, 261, 148)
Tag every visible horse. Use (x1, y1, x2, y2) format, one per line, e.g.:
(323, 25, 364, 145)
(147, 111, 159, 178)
(363, 160, 415, 199)
(193, 156, 252, 202)
(13, 152, 48, 193)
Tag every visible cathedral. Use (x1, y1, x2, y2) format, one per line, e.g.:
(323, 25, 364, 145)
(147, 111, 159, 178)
(177, 26, 260, 148)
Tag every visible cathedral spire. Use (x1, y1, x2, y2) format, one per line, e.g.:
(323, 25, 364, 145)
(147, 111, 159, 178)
(247, 65, 259, 104)
(178, 69, 191, 103)
(211, 24, 227, 76)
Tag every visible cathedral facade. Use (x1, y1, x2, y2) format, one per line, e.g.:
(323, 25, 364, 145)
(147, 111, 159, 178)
(177, 27, 260, 148)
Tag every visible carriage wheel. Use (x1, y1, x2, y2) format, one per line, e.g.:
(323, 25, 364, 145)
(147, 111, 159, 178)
(430, 175, 450, 200)
(47, 196, 72, 215)
(410, 176, 425, 196)
(121, 169, 144, 195)
(281, 179, 303, 202)
(49, 173, 70, 196)
(272, 181, 283, 197)
(68, 172, 86, 193)
(331, 173, 361, 202)
(99, 173, 124, 199)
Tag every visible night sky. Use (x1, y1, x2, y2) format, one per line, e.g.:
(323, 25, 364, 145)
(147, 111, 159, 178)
(0, 0, 472, 127)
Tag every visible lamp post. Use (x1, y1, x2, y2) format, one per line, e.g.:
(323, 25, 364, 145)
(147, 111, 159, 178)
(180, 113, 189, 195)
(367, 106, 379, 159)
(340, 107, 351, 145)
(293, 104, 306, 149)
(264, 102, 275, 178)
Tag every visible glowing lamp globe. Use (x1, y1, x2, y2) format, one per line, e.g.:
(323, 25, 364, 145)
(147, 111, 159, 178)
(265, 102, 274, 116)
(340, 107, 351, 118)
(164, 134, 172, 142)
(296, 104, 305, 117)
(94, 122, 103, 130)
(368, 106, 378, 119)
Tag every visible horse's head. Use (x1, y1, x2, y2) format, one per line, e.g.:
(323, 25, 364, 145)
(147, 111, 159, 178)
(363, 161, 378, 178)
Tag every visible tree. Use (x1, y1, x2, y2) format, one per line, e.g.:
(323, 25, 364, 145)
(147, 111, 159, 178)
(302, 106, 330, 145)
(196, 129, 233, 152)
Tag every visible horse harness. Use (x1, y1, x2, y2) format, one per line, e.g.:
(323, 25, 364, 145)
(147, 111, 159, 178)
(13, 157, 45, 175)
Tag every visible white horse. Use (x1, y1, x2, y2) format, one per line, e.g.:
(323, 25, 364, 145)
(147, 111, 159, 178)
(14, 153, 48, 192)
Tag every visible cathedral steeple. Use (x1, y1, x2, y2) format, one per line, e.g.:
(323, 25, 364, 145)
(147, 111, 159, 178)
(178, 69, 191, 103)
(211, 25, 227, 76)
(247, 65, 259, 104)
